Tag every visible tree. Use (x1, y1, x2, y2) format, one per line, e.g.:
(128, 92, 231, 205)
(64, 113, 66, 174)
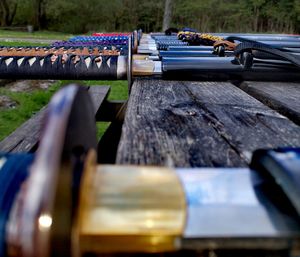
(162, 0, 173, 31)
(32, 0, 46, 29)
(0, 0, 17, 26)
(1, 0, 299, 34)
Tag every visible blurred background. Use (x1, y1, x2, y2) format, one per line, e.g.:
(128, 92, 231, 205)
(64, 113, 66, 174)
(0, 0, 299, 34)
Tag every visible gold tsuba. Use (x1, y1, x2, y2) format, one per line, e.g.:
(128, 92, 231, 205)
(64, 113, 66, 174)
(132, 59, 155, 76)
(76, 159, 186, 254)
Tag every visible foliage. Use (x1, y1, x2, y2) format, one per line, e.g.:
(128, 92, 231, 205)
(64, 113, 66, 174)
(0, 0, 18, 26)
(1, 0, 298, 34)
(172, 0, 300, 33)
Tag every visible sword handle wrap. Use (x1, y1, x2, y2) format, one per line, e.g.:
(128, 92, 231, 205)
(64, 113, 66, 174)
(0, 55, 127, 80)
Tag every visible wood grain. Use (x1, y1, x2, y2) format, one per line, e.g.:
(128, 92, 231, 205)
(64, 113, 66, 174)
(238, 82, 300, 125)
(0, 85, 110, 153)
(88, 85, 110, 116)
(0, 106, 47, 152)
(117, 79, 300, 167)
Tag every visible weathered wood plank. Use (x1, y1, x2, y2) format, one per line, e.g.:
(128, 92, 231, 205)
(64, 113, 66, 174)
(88, 85, 110, 115)
(0, 85, 110, 153)
(116, 79, 300, 167)
(237, 82, 300, 125)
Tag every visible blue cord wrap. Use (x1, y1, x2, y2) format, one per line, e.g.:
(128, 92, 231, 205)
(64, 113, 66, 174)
(0, 153, 34, 257)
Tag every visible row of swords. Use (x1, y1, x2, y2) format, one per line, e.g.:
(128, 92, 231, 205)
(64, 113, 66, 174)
(0, 30, 299, 83)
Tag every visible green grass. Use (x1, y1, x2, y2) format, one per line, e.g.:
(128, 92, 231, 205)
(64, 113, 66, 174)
(56, 80, 128, 100)
(85, 80, 128, 100)
(0, 81, 61, 141)
(0, 41, 49, 47)
(96, 122, 111, 140)
(0, 80, 127, 141)
(0, 29, 72, 40)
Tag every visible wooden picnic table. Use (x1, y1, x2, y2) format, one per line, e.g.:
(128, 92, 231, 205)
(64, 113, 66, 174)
(1, 79, 299, 169)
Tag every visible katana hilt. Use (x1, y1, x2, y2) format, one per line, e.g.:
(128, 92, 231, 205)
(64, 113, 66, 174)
(0, 54, 127, 80)
(2, 85, 98, 257)
(0, 47, 123, 56)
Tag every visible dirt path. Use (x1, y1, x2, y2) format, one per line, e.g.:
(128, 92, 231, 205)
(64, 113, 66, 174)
(0, 80, 57, 109)
(5, 80, 56, 92)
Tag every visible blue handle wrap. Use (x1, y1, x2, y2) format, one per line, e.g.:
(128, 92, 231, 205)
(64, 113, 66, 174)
(0, 153, 34, 257)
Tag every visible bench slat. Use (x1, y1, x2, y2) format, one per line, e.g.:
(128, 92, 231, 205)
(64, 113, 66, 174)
(117, 79, 300, 167)
(238, 82, 300, 125)
(88, 85, 110, 115)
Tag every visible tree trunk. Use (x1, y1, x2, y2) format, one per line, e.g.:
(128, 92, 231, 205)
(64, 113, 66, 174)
(0, 0, 10, 26)
(0, 0, 17, 26)
(8, 2, 17, 25)
(33, 0, 45, 30)
(162, 0, 173, 31)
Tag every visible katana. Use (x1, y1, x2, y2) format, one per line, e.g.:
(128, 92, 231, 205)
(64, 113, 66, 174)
(148, 49, 300, 59)
(176, 31, 300, 44)
(51, 38, 129, 48)
(168, 45, 300, 53)
(1, 85, 300, 257)
(213, 33, 300, 41)
(154, 33, 300, 43)
(68, 35, 128, 45)
(51, 30, 141, 52)
(51, 41, 126, 47)
(92, 32, 132, 36)
(139, 32, 300, 53)
(139, 40, 300, 53)
(151, 32, 300, 41)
